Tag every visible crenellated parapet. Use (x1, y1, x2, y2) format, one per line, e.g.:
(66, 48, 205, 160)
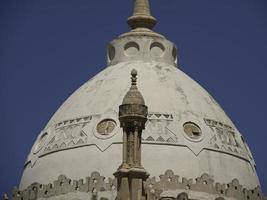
(8, 170, 265, 200)
(11, 172, 116, 200)
(146, 170, 264, 200)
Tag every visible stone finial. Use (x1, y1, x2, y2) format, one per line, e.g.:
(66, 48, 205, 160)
(127, 0, 157, 30)
(3, 194, 9, 200)
(131, 69, 137, 87)
(122, 69, 145, 105)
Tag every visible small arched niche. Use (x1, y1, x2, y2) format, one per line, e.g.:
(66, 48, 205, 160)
(107, 44, 116, 62)
(150, 42, 165, 57)
(124, 41, 140, 57)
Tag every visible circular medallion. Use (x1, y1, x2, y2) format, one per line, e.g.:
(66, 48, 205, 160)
(183, 122, 203, 142)
(94, 119, 117, 139)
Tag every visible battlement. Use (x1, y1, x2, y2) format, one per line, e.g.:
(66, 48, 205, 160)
(5, 170, 265, 200)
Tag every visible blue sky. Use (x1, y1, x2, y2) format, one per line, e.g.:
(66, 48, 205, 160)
(0, 0, 267, 196)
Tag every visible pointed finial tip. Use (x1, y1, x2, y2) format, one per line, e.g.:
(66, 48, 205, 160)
(131, 69, 137, 86)
(121, 69, 144, 105)
(128, 0, 157, 30)
(131, 69, 137, 77)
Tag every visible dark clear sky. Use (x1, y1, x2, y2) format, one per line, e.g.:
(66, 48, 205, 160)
(1, 0, 267, 197)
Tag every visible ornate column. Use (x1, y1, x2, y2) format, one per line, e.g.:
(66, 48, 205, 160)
(114, 69, 149, 200)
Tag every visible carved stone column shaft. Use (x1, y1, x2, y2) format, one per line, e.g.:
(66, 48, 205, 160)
(114, 69, 149, 200)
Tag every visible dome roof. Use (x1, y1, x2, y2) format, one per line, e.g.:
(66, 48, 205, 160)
(19, 1, 261, 199)
(20, 57, 259, 189)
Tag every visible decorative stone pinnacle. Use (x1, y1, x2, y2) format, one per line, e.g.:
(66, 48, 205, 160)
(131, 69, 137, 87)
(127, 0, 157, 30)
(115, 69, 149, 200)
(122, 69, 145, 105)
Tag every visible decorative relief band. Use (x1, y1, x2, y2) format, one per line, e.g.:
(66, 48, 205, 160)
(42, 116, 91, 155)
(36, 113, 176, 158)
(143, 113, 177, 143)
(11, 170, 264, 200)
(204, 118, 249, 159)
(55, 116, 92, 129)
(27, 116, 253, 169)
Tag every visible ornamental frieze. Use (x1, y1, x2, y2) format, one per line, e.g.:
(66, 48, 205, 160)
(26, 114, 254, 168)
(204, 118, 253, 161)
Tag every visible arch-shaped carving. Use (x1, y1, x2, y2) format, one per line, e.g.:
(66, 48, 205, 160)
(177, 192, 188, 200)
(124, 41, 140, 57)
(150, 42, 165, 57)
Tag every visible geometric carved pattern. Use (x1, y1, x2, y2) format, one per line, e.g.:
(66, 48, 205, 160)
(10, 170, 265, 200)
(143, 113, 177, 143)
(30, 116, 256, 164)
(38, 113, 177, 156)
(41, 116, 92, 155)
(204, 119, 247, 157)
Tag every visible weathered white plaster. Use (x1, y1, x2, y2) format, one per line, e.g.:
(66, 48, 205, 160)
(20, 58, 260, 191)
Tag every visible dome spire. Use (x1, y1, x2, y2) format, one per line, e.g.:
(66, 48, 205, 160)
(127, 0, 157, 30)
(130, 69, 137, 88)
(122, 69, 145, 105)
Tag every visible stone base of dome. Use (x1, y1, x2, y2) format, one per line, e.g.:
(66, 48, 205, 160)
(10, 170, 265, 200)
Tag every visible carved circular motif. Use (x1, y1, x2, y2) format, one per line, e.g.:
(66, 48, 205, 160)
(183, 122, 202, 142)
(33, 132, 48, 154)
(94, 119, 117, 139)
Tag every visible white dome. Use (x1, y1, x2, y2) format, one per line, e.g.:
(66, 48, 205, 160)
(18, 2, 262, 198)
(20, 57, 259, 191)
